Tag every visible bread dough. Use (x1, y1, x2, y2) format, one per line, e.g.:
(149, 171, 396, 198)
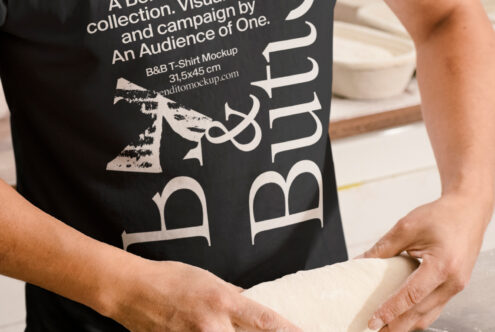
(238, 257, 418, 332)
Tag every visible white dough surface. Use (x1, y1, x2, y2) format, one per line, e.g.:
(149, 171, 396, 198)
(238, 257, 418, 332)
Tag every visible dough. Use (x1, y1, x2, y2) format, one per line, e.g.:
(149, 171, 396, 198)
(238, 257, 418, 332)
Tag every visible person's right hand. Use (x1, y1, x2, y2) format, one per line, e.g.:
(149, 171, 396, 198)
(104, 259, 301, 332)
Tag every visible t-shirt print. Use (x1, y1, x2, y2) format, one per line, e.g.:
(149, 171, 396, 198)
(0, 0, 346, 328)
(84, 0, 337, 252)
(1, 0, 346, 290)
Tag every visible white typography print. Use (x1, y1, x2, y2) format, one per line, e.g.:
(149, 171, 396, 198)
(205, 95, 262, 152)
(262, 22, 317, 62)
(110, 79, 262, 250)
(108, 0, 326, 250)
(251, 57, 319, 99)
(247, 0, 324, 243)
(286, 0, 314, 20)
(109, 78, 262, 172)
(122, 176, 211, 250)
(269, 92, 323, 162)
(249, 160, 323, 245)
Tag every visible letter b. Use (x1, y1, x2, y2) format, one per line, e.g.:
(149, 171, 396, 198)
(122, 176, 211, 250)
(248, 160, 324, 245)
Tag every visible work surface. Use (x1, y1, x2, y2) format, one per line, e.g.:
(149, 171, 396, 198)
(427, 249, 495, 331)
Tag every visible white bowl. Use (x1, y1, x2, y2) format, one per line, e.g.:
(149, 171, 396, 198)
(482, 0, 495, 22)
(334, 0, 381, 24)
(357, 2, 410, 39)
(333, 21, 416, 100)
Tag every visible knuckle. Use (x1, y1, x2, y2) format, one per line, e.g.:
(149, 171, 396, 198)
(378, 309, 396, 325)
(369, 239, 388, 257)
(378, 286, 423, 325)
(414, 320, 430, 331)
(205, 290, 230, 311)
(436, 262, 450, 281)
(255, 310, 277, 330)
(444, 257, 460, 273)
(441, 259, 469, 293)
(217, 294, 233, 311)
(405, 285, 422, 306)
(451, 274, 469, 293)
(413, 306, 428, 317)
(397, 217, 413, 232)
(377, 306, 400, 325)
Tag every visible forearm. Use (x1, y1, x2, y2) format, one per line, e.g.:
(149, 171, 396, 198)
(0, 179, 140, 316)
(415, 4, 495, 213)
(364, 2, 495, 330)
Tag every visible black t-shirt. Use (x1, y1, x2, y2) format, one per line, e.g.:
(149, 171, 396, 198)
(0, 0, 347, 330)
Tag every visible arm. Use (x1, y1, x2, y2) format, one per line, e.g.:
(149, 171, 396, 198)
(362, 1, 495, 331)
(0, 180, 131, 314)
(0, 180, 300, 331)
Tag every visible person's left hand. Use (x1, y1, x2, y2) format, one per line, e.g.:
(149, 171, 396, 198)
(360, 190, 493, 332)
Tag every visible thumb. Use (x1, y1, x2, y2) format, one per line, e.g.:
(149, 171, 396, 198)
(363, 218, 413, 259)
(232, 296, 302, 332)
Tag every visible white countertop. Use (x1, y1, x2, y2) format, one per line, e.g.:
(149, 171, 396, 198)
(429, 249, 495, 331)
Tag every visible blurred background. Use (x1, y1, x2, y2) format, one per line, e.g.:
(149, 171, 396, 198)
(1, 0, 495, 331)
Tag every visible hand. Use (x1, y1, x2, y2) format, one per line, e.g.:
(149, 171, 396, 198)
(104, 259, 302, 332)
(361, 191, 493, 332)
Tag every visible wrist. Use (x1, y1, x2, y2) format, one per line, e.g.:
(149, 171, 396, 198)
(441, 168, 495, 205)
(95, 253, 178, 323)
(91, 248, 149, 320)
(441, 183, 495, 226)
(443, 183, 494, 206)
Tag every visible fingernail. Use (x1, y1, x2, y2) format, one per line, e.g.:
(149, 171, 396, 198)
(369, 317, 384, 330)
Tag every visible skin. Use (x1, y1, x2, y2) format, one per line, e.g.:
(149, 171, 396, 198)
(0, 181, 301, 332)
(361, 0, 495, 331)
(0, 0, 494, 331)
